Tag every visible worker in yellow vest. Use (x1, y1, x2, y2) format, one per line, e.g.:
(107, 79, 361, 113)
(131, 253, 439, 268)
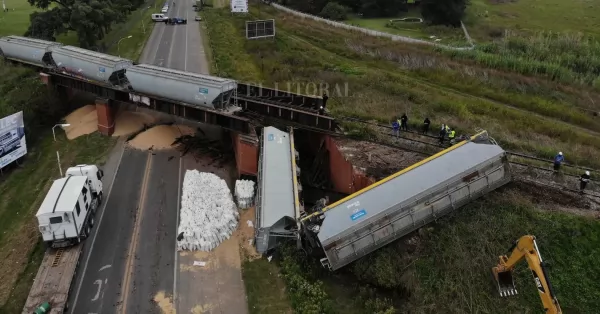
(448, 129, 456, 144)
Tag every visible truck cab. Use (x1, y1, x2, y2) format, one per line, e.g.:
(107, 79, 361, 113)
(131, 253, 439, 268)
(66, 164, 104, 198)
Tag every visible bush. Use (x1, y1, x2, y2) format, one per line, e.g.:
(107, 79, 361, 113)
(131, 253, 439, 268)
(319, 2, 350, 21)
(279, 245, 332, 314)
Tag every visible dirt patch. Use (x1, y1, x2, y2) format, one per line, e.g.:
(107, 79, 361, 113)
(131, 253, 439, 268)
(334, 138, 425, 180)
(128, 125, 196, 150)
(63, 106, 156, 140)
(503, 181, 600, 218)
(153, 291, 175, 314)
(234, 207, 260, 261)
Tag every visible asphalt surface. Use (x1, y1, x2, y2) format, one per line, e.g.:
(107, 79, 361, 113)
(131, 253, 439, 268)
(68, 147, 148, 314)
(140, 0, 210, 74)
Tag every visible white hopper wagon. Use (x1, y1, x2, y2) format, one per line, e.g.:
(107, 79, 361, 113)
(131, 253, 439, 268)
(301, 131, 512, 271)
(125, 64, 237, 109)
(0, 35, 62, 67)
(50, 46, 133, 86)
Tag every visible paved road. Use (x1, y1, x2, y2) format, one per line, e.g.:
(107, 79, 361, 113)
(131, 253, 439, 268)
(68, 147, 149, 314)
(140, 0, 210, 74)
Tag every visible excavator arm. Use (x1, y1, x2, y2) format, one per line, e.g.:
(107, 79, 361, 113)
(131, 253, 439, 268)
(492, 235, 562, 314)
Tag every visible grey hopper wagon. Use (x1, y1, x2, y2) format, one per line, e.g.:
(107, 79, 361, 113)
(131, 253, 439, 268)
(125, 64, 237, 109)
(302, 131, 512, 271)
(50, 46, 133, 86)
(255, 127, 301, 254)
(0, 36, 62, 67)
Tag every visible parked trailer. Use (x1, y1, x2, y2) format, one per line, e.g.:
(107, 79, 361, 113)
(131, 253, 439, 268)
(301, 131, 512, 271)
(125, 64, 237, 109)
(22, 245, 82, 314)
(50, 46, 133, 86)
(0, 35, 62, 67)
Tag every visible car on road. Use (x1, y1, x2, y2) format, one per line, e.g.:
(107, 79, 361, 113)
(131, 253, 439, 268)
(195, 16, 202, 21)
(165, 17, 187, 25)
(161, 6, 168, 13)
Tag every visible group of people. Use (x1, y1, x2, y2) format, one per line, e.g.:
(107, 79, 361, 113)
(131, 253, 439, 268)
(553, 152, 591, 193)
(391, 114, 458, 145)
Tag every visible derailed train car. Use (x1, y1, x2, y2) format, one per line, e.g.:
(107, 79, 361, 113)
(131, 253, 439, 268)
(301, 131, 512, 271)
(0, 35, 237, 109)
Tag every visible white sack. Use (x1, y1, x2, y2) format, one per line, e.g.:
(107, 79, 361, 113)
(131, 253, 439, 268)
(177, 170, 239, 251)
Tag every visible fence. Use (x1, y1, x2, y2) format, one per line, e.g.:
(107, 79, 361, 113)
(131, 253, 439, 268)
(269, 2, 474, 51)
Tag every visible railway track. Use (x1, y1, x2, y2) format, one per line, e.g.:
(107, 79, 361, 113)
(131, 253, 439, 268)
(241, 106, 600, 200)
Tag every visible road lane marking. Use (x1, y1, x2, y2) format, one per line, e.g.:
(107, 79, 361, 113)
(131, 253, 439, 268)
(91, 280, 102, 301)
(71, 144, 125, 312)
(119, 152, 153, 314)
(98, 264, 111, 272)
(184, 10, 188, 71)
(173, 155, 182, 311)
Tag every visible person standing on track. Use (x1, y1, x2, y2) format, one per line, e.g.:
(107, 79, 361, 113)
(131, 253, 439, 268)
(580, 171, 591, 193)
(553, 152, 564, 173)
(422, 117, 431, 134)
(439, 124, 447, 144)
(392, 119, 400, 138)
(400, 113, 409, 131)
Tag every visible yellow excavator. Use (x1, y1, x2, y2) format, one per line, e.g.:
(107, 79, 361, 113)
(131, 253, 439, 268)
(492, 235, 562, 314)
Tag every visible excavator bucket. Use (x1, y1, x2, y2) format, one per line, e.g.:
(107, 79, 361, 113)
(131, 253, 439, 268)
(492, 266, 518, 297)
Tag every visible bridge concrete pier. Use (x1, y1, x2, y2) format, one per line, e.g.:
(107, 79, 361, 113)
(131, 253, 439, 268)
(95, 98, 115, 136)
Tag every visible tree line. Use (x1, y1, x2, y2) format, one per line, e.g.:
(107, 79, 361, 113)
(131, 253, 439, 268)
(274, 0, 468, 27)
(25, 0, 148, 48)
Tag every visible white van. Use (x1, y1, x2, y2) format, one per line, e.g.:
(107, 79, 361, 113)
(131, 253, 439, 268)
(152, 13, 168, 21)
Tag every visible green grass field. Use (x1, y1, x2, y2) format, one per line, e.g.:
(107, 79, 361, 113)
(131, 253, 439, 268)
(467, 0, 600, 39)
(343, 9, 468, 46)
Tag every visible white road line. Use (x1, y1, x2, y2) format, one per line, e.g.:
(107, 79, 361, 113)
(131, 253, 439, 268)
(173, 155, 182, 310)
(71, 146, 125, 312)
(184, 10, 188, 71)
(148, 21, 168, 65)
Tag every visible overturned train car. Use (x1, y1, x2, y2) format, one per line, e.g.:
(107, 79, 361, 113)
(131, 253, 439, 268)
(301, 131, 512, 271)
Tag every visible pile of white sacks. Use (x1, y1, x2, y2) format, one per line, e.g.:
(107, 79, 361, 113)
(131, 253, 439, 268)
(177, 170, 239, 251)
(234, 179, 255, 209)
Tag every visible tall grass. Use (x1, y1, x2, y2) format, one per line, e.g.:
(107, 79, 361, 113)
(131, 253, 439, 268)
(444, 31, 600, 87)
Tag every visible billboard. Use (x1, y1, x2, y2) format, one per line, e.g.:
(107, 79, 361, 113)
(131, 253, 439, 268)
(0, 111, 27, 170)
(231, 0, 248, 13)
(246, 19, 276, 39)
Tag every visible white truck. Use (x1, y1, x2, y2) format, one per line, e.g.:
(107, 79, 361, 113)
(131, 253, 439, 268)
(36, 164, 104, 248)
(23, 164, 104, 313)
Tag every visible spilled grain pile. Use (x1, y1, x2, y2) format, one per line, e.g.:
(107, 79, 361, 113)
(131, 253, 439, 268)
(62, 105, 155, 140)
(128, 124, 196, 150)
(113, 111, 155, 137)
(64, 105, 98, 139)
